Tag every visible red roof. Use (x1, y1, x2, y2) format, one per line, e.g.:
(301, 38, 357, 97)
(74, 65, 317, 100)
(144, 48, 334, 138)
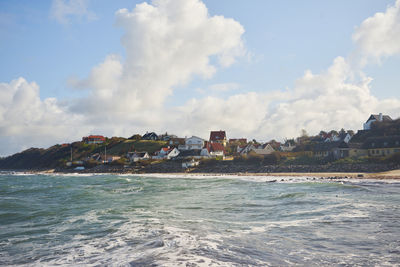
(208, 142, 225, 152)
(210, 131, 226, 142)
(88, 135, 105, 139)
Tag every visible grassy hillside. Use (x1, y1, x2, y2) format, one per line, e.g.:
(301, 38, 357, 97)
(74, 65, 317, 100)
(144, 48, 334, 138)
(0, 138, 168, 170)
(351, 119, 400, 143)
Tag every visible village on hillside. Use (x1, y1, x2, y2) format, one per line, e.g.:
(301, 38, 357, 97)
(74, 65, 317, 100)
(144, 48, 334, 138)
(64, 113, 400, 170)
(1, 113, 399, 171)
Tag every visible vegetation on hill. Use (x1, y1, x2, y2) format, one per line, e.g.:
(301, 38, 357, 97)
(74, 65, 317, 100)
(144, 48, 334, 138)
(0, 138, 167, 170)
(351, 119, 400, 143)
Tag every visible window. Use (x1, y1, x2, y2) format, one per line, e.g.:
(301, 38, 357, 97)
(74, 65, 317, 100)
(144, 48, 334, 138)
(384, 142, 388, 147)
(371, 142, 375, 147)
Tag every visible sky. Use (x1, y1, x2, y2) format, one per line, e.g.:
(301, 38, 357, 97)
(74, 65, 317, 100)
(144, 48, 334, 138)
(1, 0, 400, 156)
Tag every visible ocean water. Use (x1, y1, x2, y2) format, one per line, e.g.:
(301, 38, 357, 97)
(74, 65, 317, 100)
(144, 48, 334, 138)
(0, 172, 399, 266)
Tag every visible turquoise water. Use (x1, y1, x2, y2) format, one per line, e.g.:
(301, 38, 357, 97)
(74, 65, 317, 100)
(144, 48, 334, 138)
(1, 172, 399, 266)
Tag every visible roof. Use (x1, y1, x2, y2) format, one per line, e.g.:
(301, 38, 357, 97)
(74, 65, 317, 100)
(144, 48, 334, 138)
(208, 142, 225, 152)
(251, 144, 275, 155)
(366, 114, 393, 123)
(127, 151, 148, 158)
(142, 132, 158, 139)
(87, 135, 105, 140)
(363, 135, 400, 149)
(210, 131, 226, 142)
(178, 149, 202, 157)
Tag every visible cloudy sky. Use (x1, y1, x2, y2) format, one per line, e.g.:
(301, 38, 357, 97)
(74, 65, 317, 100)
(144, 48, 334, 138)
(1, 0, 400, 156)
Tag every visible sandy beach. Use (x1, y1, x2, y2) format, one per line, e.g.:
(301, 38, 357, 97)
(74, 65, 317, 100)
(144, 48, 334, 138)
(236, 169, 400, 180)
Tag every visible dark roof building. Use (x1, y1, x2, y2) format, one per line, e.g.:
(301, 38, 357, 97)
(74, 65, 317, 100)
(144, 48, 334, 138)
(363, 136, 400, 149)
(82, 135, 106, 144)
(142, 132, 159, 140)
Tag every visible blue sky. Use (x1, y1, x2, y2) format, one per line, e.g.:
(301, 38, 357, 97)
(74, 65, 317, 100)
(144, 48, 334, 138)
(1, 0, 400, 155)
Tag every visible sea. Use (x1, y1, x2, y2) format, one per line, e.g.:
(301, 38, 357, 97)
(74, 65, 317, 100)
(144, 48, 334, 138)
(1, 172, 399, 266)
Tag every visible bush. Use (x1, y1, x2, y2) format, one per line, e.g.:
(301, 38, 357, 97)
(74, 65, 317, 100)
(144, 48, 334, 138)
(110, 158, 128, 166)
(383, 152, 400, 164)
(264, 152, 281, 164)
(200, 158, 218, 166)
(84, 159, 99, 168)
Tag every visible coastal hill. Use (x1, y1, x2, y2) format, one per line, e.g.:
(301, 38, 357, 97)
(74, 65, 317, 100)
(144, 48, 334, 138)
(0, 138, 167, 170)
(351, 118, 400, 143)
(1, 118, 400, 171)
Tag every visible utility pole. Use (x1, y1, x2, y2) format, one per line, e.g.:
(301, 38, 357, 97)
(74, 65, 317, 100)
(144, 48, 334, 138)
(104, 146, 107, 164)
(70, 146, 72, 162)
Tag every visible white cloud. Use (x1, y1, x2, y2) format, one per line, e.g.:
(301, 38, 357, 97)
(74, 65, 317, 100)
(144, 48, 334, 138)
(170, 57, 400, 141)
(71, 0, 245, 122)
(50, 0, 96, 24)
(0, 78, 88, 156)
(208, 83, 240, 92)
(353, 0, 400, 65)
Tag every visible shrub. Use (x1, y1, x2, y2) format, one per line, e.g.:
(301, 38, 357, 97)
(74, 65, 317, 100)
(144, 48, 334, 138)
(383, 152, 400, 164)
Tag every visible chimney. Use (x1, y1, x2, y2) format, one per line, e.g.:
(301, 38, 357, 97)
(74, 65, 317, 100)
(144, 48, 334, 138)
(379, 113, 383, 121)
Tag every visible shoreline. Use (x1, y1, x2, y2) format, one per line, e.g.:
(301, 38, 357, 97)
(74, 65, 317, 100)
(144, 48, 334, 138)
(4, 169, 400, 180)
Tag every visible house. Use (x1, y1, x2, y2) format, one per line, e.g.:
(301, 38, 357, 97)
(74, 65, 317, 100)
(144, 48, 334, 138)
(182, 159, 200, 169)
(363, 113, 393, 130)
(127, 151, 150, 162)
(159, 133, 178, 141)
(251, 144, 275, 155)
(154, 147, 180, 159)
(239, 144, 257, 155)
(323, 132, 341, 142)
(337, 142, 367, 158)
(103, 155, 121, 163)
(142, 132, 159, 140)
(169, 137, 185, 148)
(363, 136, 400, 157)
(280, 143, 296, 152)
(177, 149, 210, 159)
(313, 142, 344, 160)
(82, 135, 105, 144)
(210, 130, 227, 147)
(185, 136, 205, 150)
(206, 142, 225, 157)
(339, 132, 353, 143)
(280, 139, 296, 152)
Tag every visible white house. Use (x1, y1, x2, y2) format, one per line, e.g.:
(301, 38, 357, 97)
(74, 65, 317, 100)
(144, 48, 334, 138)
(127, 152, 150, 162)
(239, 144, 257, 155)
(342, 133, 352, 143)
(182, 159, 200, 169)
(207, 143, 225, 157)
(251, 144, 275, 155)
(185, 136, 205, 150)
(154, 147, 180, 159)
(363, 113, 393, 130)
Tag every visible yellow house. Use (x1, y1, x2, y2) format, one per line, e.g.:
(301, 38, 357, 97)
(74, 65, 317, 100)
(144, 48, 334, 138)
(364, 136, 400, 157)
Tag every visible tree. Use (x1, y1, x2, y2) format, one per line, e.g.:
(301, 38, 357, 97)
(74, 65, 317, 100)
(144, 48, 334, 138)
(129, 134, 142, 140)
